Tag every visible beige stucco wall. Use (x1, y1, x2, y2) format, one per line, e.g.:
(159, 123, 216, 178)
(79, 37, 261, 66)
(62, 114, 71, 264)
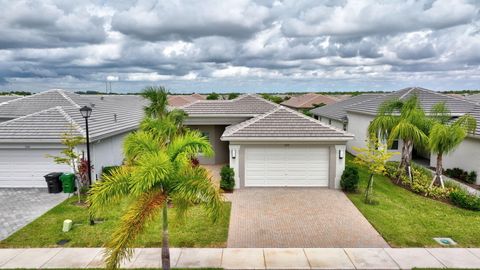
(188, 125, 229, 165)
(430, 137, 480, 185)
(346, 112, 402, 161)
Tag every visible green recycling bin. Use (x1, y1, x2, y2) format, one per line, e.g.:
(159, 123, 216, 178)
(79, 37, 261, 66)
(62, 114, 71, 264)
(60, 173, 76, 193)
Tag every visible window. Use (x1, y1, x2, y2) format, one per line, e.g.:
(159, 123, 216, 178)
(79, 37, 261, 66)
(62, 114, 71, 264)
(389, 139, 399, 150)
(328, 119, 332, 125)
(343, 122, 347, 131)
(201, 131, 210, 141)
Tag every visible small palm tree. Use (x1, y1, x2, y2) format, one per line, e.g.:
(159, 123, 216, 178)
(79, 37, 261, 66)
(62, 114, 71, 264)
(88, 117, 223, 270)
(368, 95, 430, 180)
(140, 86, 169, 118)
(428, 103, 477, 188)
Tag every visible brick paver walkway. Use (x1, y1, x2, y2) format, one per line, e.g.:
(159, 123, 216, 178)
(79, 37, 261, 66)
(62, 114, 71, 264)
(0, 188, 67, 240)
(227, 188, 389, 248)
(1, 247, 480, 269)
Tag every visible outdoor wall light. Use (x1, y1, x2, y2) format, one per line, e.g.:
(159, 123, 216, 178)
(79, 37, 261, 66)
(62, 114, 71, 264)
(231, 149, 236, 159)
(339, 150, 344, 159)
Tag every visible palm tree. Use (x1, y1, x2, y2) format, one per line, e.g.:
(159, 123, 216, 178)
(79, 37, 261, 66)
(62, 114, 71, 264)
(368, 95, 430, 180)
(140, 86, 169, 118)
(88, 116, 223, 270)
(428, 102, 477, 188)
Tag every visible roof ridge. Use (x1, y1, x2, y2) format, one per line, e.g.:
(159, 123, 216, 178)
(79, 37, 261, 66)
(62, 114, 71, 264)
(281, 106, 354, 136)
(415, 87, 478, 105)
(398, 87, 416, 99)
(222, 106, 282, 137)
(56, 89, 82, 108)
(344, 93, 388, 110)
(299, 94, 336, 107)
(0, 106, 67, 127)
(56, 106, 85, 136)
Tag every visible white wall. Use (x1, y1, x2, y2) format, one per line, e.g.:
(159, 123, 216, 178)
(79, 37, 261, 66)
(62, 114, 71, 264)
(430, 137, 480, 185)
(318, 117, 344, 130)
(78, 131, 130, 181)
(346, 112, 402, 161)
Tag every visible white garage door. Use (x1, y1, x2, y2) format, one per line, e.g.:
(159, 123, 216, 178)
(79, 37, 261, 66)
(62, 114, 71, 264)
(245, 145, 329, 187)
(0, 148, 70, 188)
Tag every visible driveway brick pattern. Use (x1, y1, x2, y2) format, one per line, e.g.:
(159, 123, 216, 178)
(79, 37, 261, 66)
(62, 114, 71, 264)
(227, 188, 389, 248)
(0, 188, 67, 240)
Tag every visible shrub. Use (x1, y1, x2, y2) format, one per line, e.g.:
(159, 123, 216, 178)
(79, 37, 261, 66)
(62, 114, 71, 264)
(450, 189, 480, 211)
(102, 166, 120, 177)
(340, 166, 359, 192)
(220, 165, 235, 191)
(467, 171, 477, 184)
(206, 92, 220, 100)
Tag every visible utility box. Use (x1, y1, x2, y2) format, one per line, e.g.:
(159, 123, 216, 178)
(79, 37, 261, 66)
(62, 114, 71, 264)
(60, 173, 76, 193)
(44, 172, 63, 193)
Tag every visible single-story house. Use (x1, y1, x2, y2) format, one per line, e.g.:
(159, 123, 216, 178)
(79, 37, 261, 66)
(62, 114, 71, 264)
(167, 93, 205, 107)
(281, 93, 339, 110)
(311, 87, 480, 185)
(0, 89, 146, 187)
(181, 95, 354, 189)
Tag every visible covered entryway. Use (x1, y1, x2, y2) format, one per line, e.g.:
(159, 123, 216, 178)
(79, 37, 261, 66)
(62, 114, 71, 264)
(245, 145, 329, 187)
(0, 148, 70, 188)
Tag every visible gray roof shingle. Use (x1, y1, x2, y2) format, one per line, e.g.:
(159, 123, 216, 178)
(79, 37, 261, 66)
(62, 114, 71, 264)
(0, 90, 148, 143)
(310, 94, 384, 121)
(466, 93, 480, 104)
(181, 94, 278, 116)
(222, 106, 353, 140)
(346, 87, 477, 116)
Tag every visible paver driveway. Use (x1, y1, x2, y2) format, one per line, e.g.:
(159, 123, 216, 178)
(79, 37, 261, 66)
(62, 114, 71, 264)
(0, 188, 67, 240)
(227, 188, 389, 248)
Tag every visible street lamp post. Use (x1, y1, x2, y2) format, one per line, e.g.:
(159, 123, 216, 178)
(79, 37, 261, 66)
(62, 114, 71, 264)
(79, 105, 94, 226)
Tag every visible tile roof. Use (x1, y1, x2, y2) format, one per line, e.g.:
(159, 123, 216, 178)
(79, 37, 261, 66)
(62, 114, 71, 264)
(168, 94, 204, 107)
(466, 93, 480, 104)
(310, 94, 384, 121)
(221, 106, 353, 140)
(181, 94, 278, 116)
(0, 95, 21, 104)
(0, 90, 148, 143)
(468, 105, 480, 137)
(281, 93, 338, 109)
(346, 87, 477, 116)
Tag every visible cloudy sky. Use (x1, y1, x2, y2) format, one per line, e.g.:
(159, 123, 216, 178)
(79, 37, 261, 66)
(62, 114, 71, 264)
(0, 0, 479, 93)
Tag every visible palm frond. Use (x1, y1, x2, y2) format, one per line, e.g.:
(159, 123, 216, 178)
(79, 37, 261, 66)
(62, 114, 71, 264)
(123, 131, 160, 162)
(141, 86, 169, 118)
(167, 130, 214, 163)
(368, 115, 398, 140)
(389, 120, 428, 147)
(454, 114, 477, 134)
(104, 190, 166, 269)
(88, 166, 132, 216)
(130, 151, 173, 195)
(172, 166, 224, 222)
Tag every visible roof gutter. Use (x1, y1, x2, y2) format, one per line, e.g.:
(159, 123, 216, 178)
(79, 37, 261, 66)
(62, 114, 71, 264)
(221, 136, 354, 142)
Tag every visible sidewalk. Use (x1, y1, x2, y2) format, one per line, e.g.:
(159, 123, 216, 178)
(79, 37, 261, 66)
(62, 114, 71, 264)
(1, 247, 480, 269)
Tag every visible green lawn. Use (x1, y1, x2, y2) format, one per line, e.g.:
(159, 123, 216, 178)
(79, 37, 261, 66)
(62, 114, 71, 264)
(0, 197, 230, 248)
(345, 154, 480, 247)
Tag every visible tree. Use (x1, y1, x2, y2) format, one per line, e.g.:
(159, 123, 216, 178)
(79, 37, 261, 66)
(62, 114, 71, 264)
(368, 95, 430, 180)
(353, 137, 398, 203)
(261, 93, 283, 104)
(47, 125, 85, 203)
(228, 93, 239, 100)
(428, 103, 477, 188)
(88, 116, 224, 270)
(206, 92, 220, 100)
(140, 86, 169, 118)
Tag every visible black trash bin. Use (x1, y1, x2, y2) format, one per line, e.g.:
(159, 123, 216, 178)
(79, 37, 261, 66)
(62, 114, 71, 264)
(44, 172, 63, 193)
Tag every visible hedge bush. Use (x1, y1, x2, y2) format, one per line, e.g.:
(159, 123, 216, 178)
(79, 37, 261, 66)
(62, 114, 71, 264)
(450, 189, 480, 211)
(340, 166, 359, 192)
(220, 165, 235, 191)
(444, 167, 477, 184)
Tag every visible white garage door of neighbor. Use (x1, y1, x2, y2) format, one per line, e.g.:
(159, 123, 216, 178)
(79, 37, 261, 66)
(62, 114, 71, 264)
(0, 148, 71, 188)
(245, 145, 329, 187)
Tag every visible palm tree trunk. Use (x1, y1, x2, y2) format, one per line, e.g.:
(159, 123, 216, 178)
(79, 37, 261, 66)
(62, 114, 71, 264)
(397, 140, 410, 181)
(162, 201, 170, 270)
(430, 152, 445, 188)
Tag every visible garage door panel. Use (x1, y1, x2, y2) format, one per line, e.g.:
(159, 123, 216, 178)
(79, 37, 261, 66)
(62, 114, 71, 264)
(0, 148, 70, 188)
(245, 146, 329, 187)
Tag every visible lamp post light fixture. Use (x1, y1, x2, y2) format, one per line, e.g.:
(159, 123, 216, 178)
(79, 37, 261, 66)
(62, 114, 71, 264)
(80, 105, 94, 226)
(79, 106, 93, 187)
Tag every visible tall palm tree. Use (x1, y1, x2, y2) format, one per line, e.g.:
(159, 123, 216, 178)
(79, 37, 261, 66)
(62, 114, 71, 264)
(140, 86, 169, 118)
(428, 102, 477, 188)
(368, 95, 430, 180)
(88, 116, 223, 270)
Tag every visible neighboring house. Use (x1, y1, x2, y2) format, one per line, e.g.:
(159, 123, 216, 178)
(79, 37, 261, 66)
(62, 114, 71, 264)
(0, 89, 147, 188)
(281, 93, 338, 110)
(181, 94, 353, 189)
(319, 87, 480, 184)
(0, 95, 21, 104)
(310, 94, 383, 130)
(167, 94, 205, 107)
